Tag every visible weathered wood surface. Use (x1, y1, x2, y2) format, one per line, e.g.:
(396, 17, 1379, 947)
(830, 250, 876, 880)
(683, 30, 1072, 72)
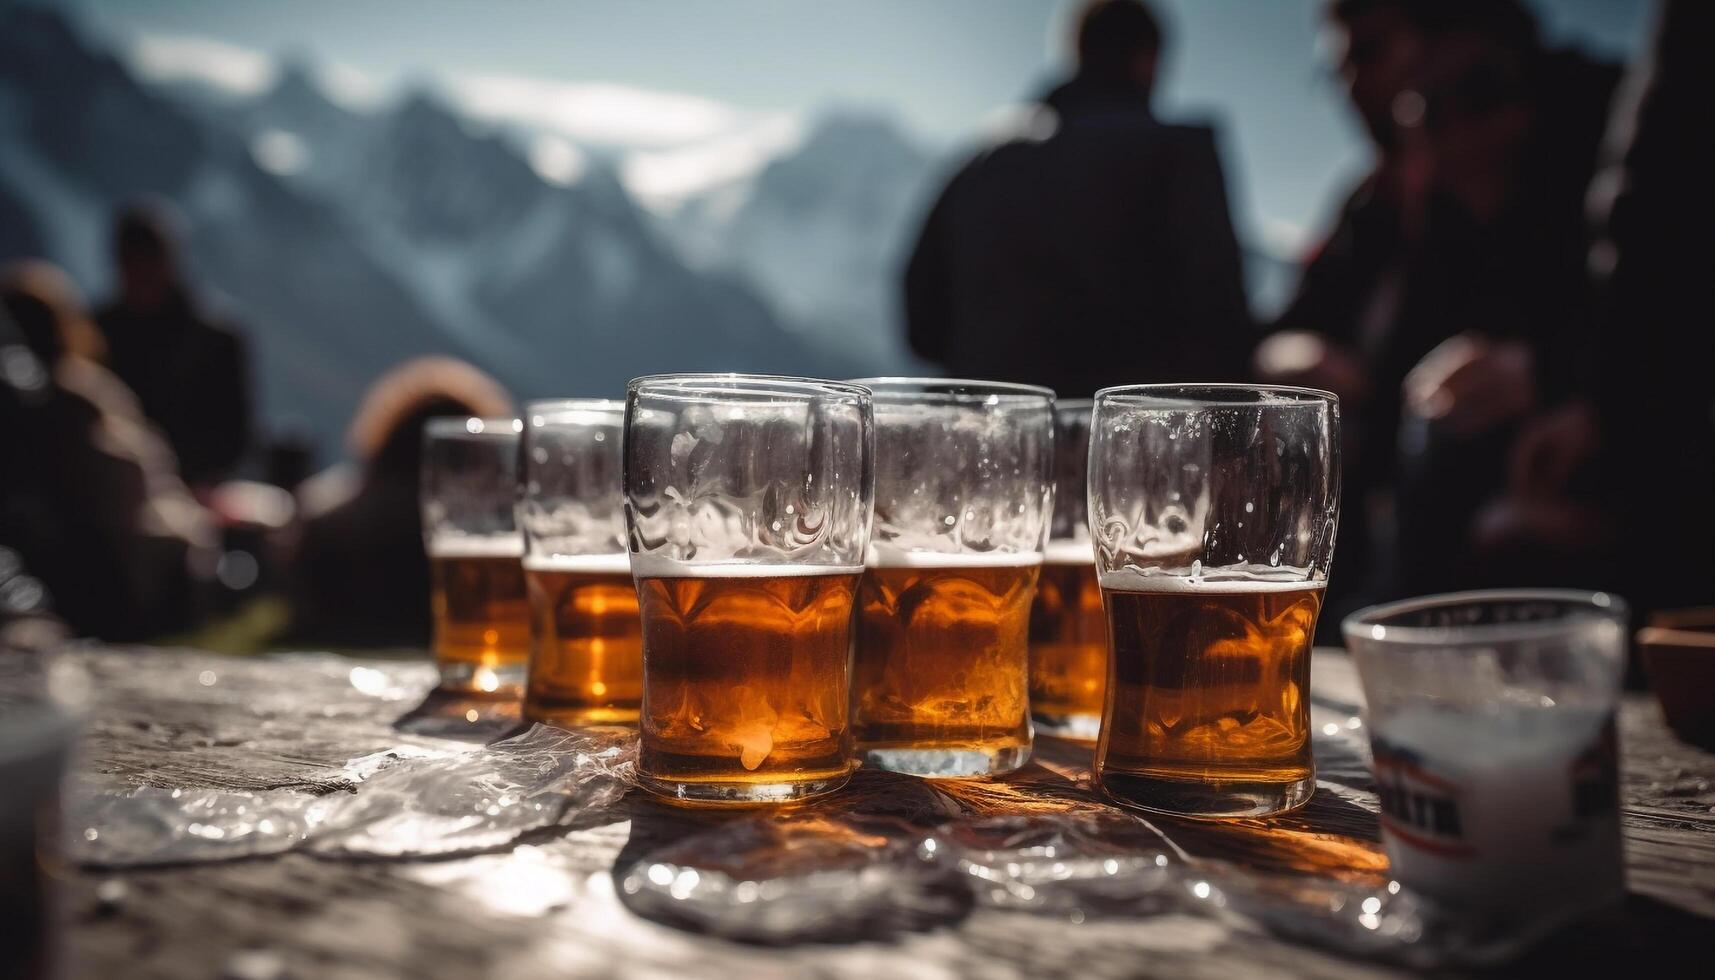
(55, 647, 1715, 979)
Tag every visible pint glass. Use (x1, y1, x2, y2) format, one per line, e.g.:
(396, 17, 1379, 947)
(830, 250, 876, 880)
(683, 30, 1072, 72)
(851, 379, 1054, 778)
(1089, 385, 1339, 817)
(624, 375, 873, 804)
(422, 416, 529, 695)
(1029, 399, 1106, 740)
(519, 400, 641, 726)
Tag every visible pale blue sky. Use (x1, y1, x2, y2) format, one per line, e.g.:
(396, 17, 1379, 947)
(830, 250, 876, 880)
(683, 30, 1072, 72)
(54, 0, 1652, 253)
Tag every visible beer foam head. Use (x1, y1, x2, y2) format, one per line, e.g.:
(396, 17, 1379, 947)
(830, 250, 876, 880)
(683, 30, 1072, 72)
(426, 533, 524, 559)
(522, 552, 632, 574)
(630, 556, 865, 579)
(865, 546, 1042, 569)
(1098, 564, 1324, 593)
(1043, 538, 1095, 565)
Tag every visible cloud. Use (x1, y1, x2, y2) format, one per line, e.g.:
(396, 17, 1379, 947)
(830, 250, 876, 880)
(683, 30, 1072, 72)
(317, 61, 386, 111)
(122, 32, 801, 205)
(527, 135, 588, 187)
(622, 116, 803, 206)
(129, 32, 276, 96)
(442, 73, 803, 205)
(444, 74, 780, 150)
(1259, 216, 1311, 259)
(128, 32, 383, 110)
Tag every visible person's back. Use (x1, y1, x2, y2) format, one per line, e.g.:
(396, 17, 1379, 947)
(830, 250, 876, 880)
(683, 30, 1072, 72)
(905, 0, 1251, 397)
(287, 358, 512, 648)
(95, 202, 252, 488)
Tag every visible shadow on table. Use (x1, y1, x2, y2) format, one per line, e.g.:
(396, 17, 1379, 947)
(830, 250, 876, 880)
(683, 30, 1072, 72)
(392, 687, 523, 742)
(962, 734, 1390, 885)
(608, 769, 976, 944)
(603, 735, 1394, 945)
(1495, 894, 1715, 973)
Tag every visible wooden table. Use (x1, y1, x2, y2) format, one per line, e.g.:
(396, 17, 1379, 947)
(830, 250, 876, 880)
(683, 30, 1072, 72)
(54, 647, 1715, 979)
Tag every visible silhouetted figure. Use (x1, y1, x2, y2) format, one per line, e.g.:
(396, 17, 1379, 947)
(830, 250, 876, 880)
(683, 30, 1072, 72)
(96, 202, 253, 489)
(904, 0, 1252, 397)
(1492, 0, 1715, 622)
(0, 307, 70, 652)
(0, 261, 216, 641)
(286, 357, 511, 648)
(1259, 0, 1619, 606)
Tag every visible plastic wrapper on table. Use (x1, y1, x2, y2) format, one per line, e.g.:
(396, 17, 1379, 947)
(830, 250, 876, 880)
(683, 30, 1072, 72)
(924, 812, 1181, 915)
(920, 809, 1551, 968)
(70, 725, 635, 866)
(617, 813, 971, 943)
(309, 724, 634, 858)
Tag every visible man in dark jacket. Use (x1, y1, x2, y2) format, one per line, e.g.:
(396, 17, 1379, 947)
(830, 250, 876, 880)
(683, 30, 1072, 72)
(1260, 0, 1620, 605)
(904, 0, 1252, 397)
(96, 202, 253, 489)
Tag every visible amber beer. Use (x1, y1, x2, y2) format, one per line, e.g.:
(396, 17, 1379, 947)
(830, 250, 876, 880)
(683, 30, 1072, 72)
(635, 563, 861, 802)
(429, 537, 530, 694)
(523, 553, 642, 725)
(1028, 539, 1106, 740)
(855, 553, 1039, 775)
(1095, 572, 1324, 816)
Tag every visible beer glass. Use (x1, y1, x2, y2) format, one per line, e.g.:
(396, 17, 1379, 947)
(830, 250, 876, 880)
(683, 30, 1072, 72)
(850, 378, 1054, 778)
(1029, 399, 1106, 741)
(1089, 384, 1339, 817)
(624, 374, 873, 804)
(422, 416, 528, 695)
(518, 400, 640, 726)
(1343, 590, 1627, 923)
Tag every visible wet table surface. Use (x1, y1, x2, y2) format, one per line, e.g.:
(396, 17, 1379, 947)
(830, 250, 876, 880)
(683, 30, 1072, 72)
(57, 646, 1715, 979)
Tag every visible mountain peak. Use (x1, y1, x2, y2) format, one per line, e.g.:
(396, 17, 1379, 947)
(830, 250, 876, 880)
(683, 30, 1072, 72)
(391, 86, 463, 132)
(782, 108, 929, 178)
(256, 59, 345, 118)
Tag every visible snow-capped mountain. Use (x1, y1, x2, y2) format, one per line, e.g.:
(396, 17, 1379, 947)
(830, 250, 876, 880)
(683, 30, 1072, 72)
(0, 6, 890, 464)
(661, 110, 941, 371)
(0, 5, 477, 454)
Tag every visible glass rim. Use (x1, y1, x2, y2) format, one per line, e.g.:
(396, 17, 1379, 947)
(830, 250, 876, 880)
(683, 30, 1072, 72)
(423, 415, 523, 438)
(526, 397, 625, 416)
(1342, 588, 1629, 647)
(628, 373, 871, 401)
(850, 376, 1055, 402)
(1094, 382, 1337, 408)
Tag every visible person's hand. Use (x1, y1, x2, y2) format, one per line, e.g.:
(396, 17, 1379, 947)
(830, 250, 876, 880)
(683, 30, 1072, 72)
(1508, 400, 1600, 501)
(1403, 333, 1536, 438)
(1253, 331, 1371, 406)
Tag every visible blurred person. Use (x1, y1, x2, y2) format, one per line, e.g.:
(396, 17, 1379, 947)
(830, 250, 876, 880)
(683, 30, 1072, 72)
(0, 310, 71, 653)
(1485, 0, 1714, 623)
(904, 0, 1252, 397)
(1258, 0, 1620, 605)
(95, 201, 253, 489)
(0, 261, 217, 641)
(285, 357, 511, 648)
